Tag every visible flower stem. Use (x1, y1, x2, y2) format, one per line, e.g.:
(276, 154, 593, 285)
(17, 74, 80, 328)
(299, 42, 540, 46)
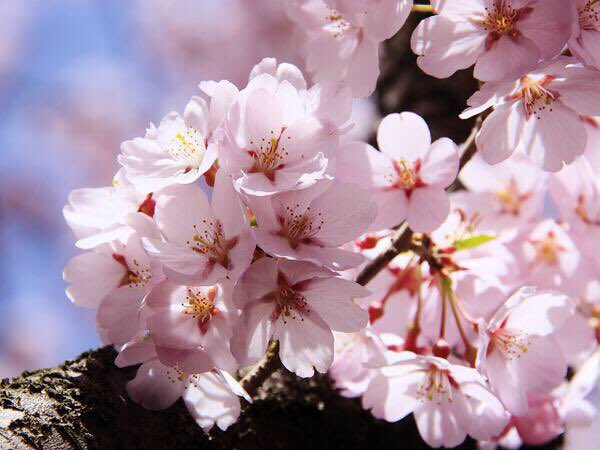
(439, 278, 448, 339)
(240, 340, 282, 399)
(447, 288, 477, 366)
(411, 4, 435, 13)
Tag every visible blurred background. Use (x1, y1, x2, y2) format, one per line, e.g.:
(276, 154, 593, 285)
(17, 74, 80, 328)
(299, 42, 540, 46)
(0, 0, 321, 378)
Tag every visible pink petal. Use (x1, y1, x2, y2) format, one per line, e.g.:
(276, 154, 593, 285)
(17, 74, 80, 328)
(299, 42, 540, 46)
(521, 100, 586, 171)
(97, 286, 145, 345)
(233, 257, 278, 309)
(64, 252, 126, 308)
(183, 372, 241, 431)
(363, 0, 412, 42)
(420, 137, 459, 187)
(273, 309, 334, 378)
(406, 187, 450, 232)
(378, 112, 431, 161)
(474, 35, 540, 82)
(155, 346, 215, 374)
(154, 184, 214, 245)
(345, 37, 380, 98)
(413, 393, 470, 448)
(412, 16, 486, 79)
(309, 182, 377, 245)
(244, 88, 284, 146)
(334, 141, 393, 189)
(126, 359, 183, 410)
(369, 190, 409, 231)
(476, 102, 526, 165)
(301, 277, 370, 332)
(506, 290, 574, 336)
(518, 0, 573, 59)
(230, 299, 275, 366)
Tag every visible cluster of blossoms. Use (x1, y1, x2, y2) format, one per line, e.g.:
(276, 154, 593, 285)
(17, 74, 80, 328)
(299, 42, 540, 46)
(63, 0, 600, 448)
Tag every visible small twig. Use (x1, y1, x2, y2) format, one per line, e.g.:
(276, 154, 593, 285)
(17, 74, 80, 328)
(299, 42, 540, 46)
(448, 116, 482, 192)
(240, 340, 282, 399)
(355, 222, 413, 286)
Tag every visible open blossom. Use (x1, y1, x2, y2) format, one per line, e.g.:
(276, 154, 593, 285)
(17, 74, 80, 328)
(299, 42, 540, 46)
(285, 0, 412, 97)
(461, 57, 600, 171)
(63, 169, 158, 249)
(220, 62, 351, 196)
(478, 288, 575, 415)
(508, 220, 581, 291)
(231, 257, 369, 377)
(329, 329, 386, 398)
(249, 180, 376, 270)
(145, 280, 238, 373)
(412, 0, 573, 81)
(458, 152, 546, 232)
(118, 84, 237, 192)
(569, 0, 600, 70)
(363, 352, 509, 448)
(64, 226, 162, 345)
(142, 172, 255, 285)
(335, 112, 459, 232)
(115, 337, 246, 431)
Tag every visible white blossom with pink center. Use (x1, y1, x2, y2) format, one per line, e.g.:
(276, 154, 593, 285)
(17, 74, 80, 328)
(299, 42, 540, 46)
(220, 63, 351, 196)
(478, 288, 575, 416)
(461, 57, 600, 171)
(285, 0, 412, 97)
(249, 180, 376, 270)
(63, 169, 159, 250)
(508, 220, 581, 291)
(145, 280, 238, 373)
(231, 257, 369, 377)
(412, 0, 573, 81)
(458, 152, 546, 233)
(142, 173, 255, 285)
(336, 112, 459, 232)
(363, 351, 510, 447)
(570, 0, 600, 70)
(115, 337, 248, 431)
(119, 84, 237, 192)
(65, 227, 163, 346)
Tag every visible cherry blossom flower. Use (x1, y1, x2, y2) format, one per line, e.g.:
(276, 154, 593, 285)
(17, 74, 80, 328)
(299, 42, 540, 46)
(118, 89, 235, 191)
(64, 225, 163, 346)
(478, 288, 575, 415)
(63, 169, 158, 249)
(508, 220, 581, 291)
(221, 79, 340, 196)
(248, 180, 376, 270)
(461, 57, 600, 171)
(142, 172, 255, 285)
(363, 352, 510, 448)
(458, 152, 546, 232)
(145, 280, 238, 373)
(569, 0, 600, 70)
(335, 112, 459, 232)
(231, 257, 369, 377)
(412, 0, 573, 81)
(115, 337, 246, 431)
(329, 329, 386, 398)
(285, 0, 412, 97)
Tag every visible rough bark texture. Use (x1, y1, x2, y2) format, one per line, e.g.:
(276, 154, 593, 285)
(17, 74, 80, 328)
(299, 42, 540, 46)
(0, 347, 561, 450)
(0, 10, 562, 450)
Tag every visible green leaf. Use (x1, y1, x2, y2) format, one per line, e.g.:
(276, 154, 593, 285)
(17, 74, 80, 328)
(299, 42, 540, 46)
(453, 234, 496, 251)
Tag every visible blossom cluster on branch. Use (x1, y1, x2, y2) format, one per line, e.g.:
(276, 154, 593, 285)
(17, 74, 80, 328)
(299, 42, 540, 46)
(63, 0, 600, 448)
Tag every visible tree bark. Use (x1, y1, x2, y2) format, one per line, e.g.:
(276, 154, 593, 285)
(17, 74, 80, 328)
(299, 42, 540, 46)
(0, 346, 561, 450)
